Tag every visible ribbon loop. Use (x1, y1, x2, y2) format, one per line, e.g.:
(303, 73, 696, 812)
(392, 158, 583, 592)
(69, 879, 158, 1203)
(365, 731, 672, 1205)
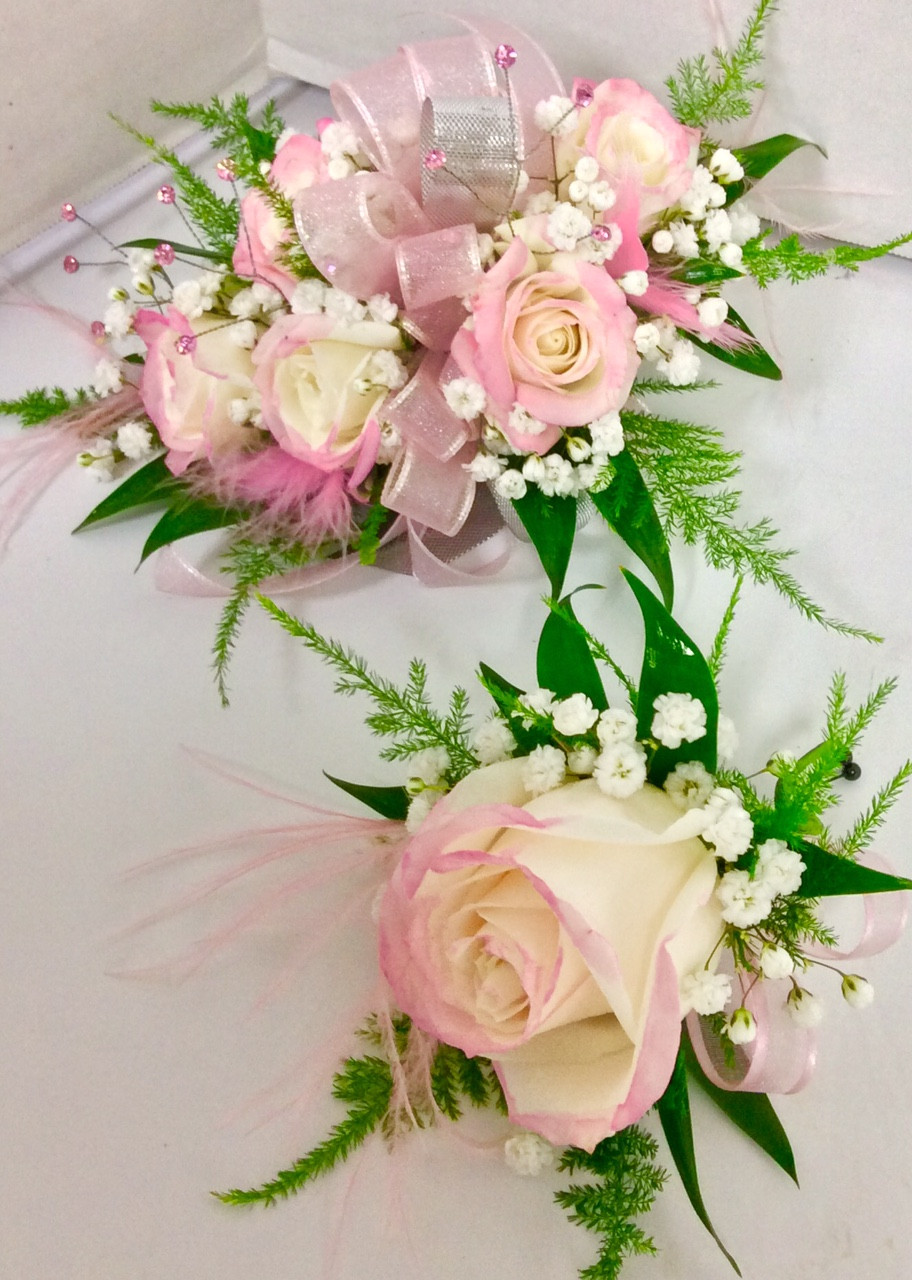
(294, 174, 431, 302)
(420, 97, 520, 229)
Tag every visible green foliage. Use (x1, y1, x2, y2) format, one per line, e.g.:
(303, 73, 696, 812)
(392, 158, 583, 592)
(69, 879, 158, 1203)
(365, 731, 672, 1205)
(707, 575, 743, 679)
(511, 487, 578, 596)
(324, 774, 410, 820)
(256, 597, 476, 775)
(113, 115, 238, 259)
(683, 1033, 798, 1184)
(537, 588, 609, 710)
(152, 94, 284, 186)
(212, 538, 315, 706)
(760, 675, 899, 842)
(622, 408, 881, 642)
(591, 451, 675, 609)
(631, 377, 720, 395)
(656, 1048, 741, 1274)
(625, 570, 719, 784)
(742, 232, 912, 289)
(839, 759, 912, 857)
(0, 385, 91, 426)
(430, 1044, 502, 1120)
(665, 0, 777, 127)
(556, 1127, 668, 1280)
(687, 306, 782, 381)
(215, 1050, 393, 1206)
(73, 452, 175, 531)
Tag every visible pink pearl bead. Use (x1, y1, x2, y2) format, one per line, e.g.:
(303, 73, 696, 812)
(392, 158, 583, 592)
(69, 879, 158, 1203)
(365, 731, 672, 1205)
(423, 148, 447, 171)
(494, 43, 517, 69)
(175, 334, 197, 355)
(591, 225, 613, 242)
(61, 202, 77, 222)
(157, 184, 176, 204)
(91, 320, 106, 338)
(63, 255, 79, 273)
(215, 158, 237, 181)
(154, 242, 176, 266)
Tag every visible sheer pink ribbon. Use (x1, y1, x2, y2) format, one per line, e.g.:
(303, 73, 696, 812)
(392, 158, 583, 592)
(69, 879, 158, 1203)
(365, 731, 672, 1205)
(687, 853, 909, 1094)
(152, 488, 513, 598)
(293, 23, 564, 535)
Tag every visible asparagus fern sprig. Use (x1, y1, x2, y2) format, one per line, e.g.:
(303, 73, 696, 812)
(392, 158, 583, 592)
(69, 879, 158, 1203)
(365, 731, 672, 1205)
(742, 231, 912, 288)
(256, 596, 476, 775)
(665, 0, 777, 127)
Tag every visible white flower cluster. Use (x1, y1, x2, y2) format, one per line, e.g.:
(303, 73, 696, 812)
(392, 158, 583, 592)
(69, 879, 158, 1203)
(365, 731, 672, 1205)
(320, 120, 367, 181)
(663, 156, 759, 271)
(651, 692, 707, 749)
(504, 1130, 555, 1176)
(634, 317, 701, 386)
(716, 838, 805, 928)
(173, 270, 229, 320)
(290, 281, 398, 327)
(465, 409, 625, 499)
(405, 747, 450, 832)
(533, 95, 579, 138)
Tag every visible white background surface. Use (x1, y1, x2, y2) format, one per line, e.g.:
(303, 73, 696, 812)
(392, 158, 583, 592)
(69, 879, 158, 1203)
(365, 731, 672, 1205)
(2, 69, 912, 1280)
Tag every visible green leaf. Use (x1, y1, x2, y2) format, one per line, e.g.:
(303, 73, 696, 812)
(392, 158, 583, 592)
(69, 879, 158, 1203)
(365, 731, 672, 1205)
(118, 237, 228, 263)
(511, 489, 578, 596)
(240, 119, 277, 166)
(683, 1031, 798, 1184)
(670, 260, 745, 286)
(656, 1047, 741, 1276)
(592, 451, 674, 609)
(733, 133, 826, 181)
(537, 587, 608, 710)
(73, 454, 178, 532)
(324, 773, 409, 821)
(792, 838, 912, 898)
(478, 661, 525, 712)
(139, 498, 243, 563)
(623, 570, 718, 784)
(687, 305, 782, 381)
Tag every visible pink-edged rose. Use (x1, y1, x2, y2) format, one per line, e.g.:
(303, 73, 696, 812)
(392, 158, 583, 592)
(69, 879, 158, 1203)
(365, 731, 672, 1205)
(451, 236, 638, 447)
(252, 313, 403, 477)
(379, 761, 722, 1151)
(233, 134, 325, 298)
(134, 306, 255, 475)
(560, 79, 699, 228)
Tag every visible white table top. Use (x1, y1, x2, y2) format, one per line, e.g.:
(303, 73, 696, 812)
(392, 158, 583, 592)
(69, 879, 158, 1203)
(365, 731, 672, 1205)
(2, 82, 911, 1280)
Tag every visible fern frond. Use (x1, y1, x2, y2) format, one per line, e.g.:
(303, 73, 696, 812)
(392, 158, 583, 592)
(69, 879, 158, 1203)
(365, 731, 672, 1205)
(665, 0, 777, 127)
(743, 232, 912, 289)
(708, 575, 743, 679)
(0, 385, 91, 427)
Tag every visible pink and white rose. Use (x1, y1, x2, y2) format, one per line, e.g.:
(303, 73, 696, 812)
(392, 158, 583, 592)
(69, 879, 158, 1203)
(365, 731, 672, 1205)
(451, 236, 639, 449)
(134, 306, 255, 475)
(558, 79, 699, 229)
(233, 134, 326, 298)
(252, 313, 403, 476)
(379, 760, 723, 1151)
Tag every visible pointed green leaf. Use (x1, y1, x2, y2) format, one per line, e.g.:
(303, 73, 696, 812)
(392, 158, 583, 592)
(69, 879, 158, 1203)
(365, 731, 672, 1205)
(671, 259, 745, 286)
(688, 305, 782, 381)
(240, 120, 277, 166)
(623, 570, 718, 784)
(324, 774, 409, 821)
(119, 237, 228, 263)
(734, 134, 826, 181)
(683, 1031, 798, 1184)
(591, 451, 674, 609)
(511, 489, 577, 596)
(537, 587, 608, 710)
(478, 662, 525, 719)
(657, 1047, 741, 1275)
(138, 499, 243, 564)
(73, 454, 178, 532)
(792, 837, 912, 898)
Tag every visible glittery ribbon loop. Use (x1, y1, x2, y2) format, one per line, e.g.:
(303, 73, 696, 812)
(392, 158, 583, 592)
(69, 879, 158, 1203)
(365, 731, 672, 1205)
(381, 439, 476, 537)
(420, 96, 520, 230)
(294, 173, 431, 303)
(380, 353, 478, 535)
(395, 223, 483, 350)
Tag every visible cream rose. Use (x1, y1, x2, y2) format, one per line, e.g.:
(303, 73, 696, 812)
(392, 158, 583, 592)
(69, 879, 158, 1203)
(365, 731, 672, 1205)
(134, 306, 255, 475)
(252, 314, 404, 475)
(557, 79, 699, 229)
(379, 760, 723, 1151)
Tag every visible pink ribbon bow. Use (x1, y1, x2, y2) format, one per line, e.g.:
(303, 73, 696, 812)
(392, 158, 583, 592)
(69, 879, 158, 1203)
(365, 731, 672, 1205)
(293, 21, 564, 536)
